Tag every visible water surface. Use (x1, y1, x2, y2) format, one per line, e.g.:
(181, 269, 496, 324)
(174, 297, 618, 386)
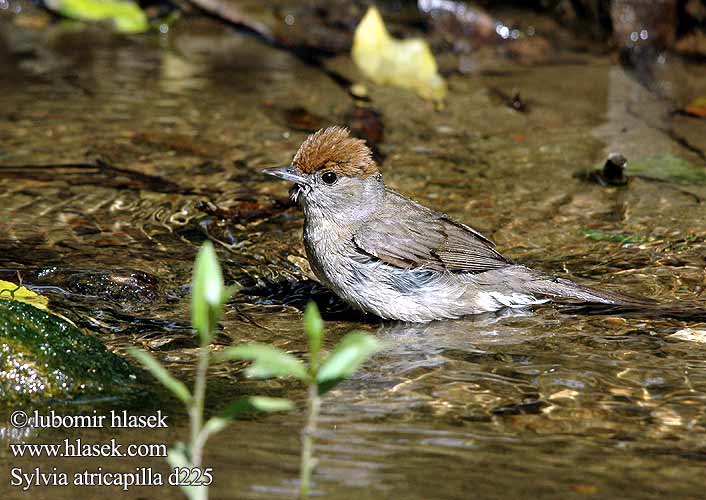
(1, 5, 706, 499)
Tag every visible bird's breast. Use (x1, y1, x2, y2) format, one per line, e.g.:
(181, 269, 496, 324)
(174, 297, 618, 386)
(303, 218, 355, 287)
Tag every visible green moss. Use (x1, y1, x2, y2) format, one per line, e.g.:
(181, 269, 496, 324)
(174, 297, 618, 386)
(0, 300, 139, 405)
(584, 153, 706, 186)
(629, 153, 706, 185)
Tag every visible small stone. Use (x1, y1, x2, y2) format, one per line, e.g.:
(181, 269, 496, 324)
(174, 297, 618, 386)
(603, 153, 628, 183)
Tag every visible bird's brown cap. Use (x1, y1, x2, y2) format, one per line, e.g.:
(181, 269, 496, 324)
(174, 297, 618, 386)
(292, 126, 378, 179)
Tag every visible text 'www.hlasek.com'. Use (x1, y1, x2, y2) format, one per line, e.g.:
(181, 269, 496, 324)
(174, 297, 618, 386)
(6, 409, 213, 491)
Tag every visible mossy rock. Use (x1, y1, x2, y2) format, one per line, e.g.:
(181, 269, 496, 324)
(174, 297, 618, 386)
(0, 300, 139, 405)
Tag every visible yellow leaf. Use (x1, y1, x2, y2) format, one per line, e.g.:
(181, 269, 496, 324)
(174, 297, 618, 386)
(685, 97, 706, 117)
(0, 280, 76, 325)
(0, 280, 49, 311)
(44, 0, 149, 34)
(352, 7, 447, 103)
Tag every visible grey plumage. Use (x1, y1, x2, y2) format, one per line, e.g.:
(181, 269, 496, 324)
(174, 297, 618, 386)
(264, 127, 653, 323)
(352, 190, 508, 273)
(303, 186, 646, 322)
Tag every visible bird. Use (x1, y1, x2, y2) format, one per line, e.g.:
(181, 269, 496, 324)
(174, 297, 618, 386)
(264, 126, 653, 323)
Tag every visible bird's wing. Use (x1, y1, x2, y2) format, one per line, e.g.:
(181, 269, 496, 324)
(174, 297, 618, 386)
(352, 194, 510, 274)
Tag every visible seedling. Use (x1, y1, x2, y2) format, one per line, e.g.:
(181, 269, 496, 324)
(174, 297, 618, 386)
(130, 241, 382, 500)
(220, 301, 382, 499)
(129, 242, 292, 500)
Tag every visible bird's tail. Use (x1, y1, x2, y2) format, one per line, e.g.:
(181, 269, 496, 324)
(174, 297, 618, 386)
(473, 265, 706, 320)
(492, 265, 653, 306)
(522, 274, 657, 307)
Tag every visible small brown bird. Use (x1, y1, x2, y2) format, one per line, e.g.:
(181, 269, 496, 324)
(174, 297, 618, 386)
(264, 127, 651, 323)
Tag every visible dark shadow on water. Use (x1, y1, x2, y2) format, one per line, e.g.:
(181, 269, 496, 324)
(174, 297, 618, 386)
(558, 302, 706, 322)
(241, 278, 379, 323)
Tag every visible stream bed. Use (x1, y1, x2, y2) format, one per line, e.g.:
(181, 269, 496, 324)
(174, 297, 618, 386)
(1, 2, 706, 499)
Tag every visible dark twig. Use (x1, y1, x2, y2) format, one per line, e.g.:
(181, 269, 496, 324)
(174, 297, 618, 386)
(0, 160, 209, 195)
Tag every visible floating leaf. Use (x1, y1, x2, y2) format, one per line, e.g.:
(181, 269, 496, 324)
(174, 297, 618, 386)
(127, 348, 192, 404)
(191, 241, 225, 343)
(317, 332, 382, 394)
(352, 6, 447, 103)
(303, 302, 323, 366)
(628, 153, 706, 185)
(219, 344, 309, 380)
(0, 280, 49, 311)
(668, 328, 706, 343)
(44, 0, 149, 34)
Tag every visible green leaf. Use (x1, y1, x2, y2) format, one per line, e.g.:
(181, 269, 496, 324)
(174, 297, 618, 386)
(583, 230, 646, 244)
(127, 348, 192, 404)
(317, 332, 382, 394)
(223, 283, 242, 303)
(191, 241, 224, 344)
(249, 396, 295, 412)
(167, 442, 191, 469)
(201, 397, 293, 438)
(221, 396, 295, 419)
(167, 443, 206, 500)
(201, 416, 230, 437)
(44, 0, 149, 34)
(219, 344, 308, 380)
(303, 301, 323, 367)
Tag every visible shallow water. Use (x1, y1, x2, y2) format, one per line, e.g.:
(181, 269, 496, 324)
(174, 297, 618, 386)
(1, 3, 706, 499)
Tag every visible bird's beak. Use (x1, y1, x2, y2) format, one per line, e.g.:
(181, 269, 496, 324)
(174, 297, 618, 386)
(262, 165, 308, 184)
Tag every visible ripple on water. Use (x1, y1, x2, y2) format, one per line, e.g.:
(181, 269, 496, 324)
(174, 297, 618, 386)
(1, 10, 706, 500)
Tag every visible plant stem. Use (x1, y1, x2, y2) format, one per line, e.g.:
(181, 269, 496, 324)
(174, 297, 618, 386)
(190, 343, 210, 468)
(300, 382, 320, 500)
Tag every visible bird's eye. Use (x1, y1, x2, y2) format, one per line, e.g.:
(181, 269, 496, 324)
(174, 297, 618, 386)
(321, 171, 338, 185)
